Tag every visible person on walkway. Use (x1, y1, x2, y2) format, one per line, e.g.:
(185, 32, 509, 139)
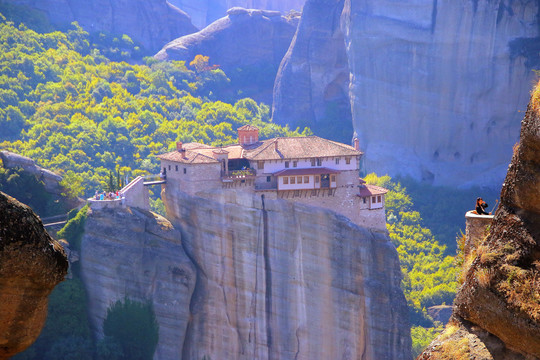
(476, 197, 491, 215)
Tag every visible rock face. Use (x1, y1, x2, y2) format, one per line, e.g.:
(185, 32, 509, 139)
(273, 0, 539, 187)
(1, 151, 62, 194)
(168, 0, 305, 28)
(81, 185, 411, 359)
(7, 0, 197, 52)
(155, 7, 300, 104)
(162, 187, 411, 360)
(79, 206, 196, 360)
(418, 82, 540, 359)
(0, 192, 68, 360)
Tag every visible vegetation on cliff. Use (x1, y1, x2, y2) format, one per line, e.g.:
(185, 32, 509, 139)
(0, 15, 310, 200)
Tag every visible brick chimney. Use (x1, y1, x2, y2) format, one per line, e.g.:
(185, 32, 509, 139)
(238, 125, 259, 146)
(176, 142, 183, 152)
(354, 138, 360, 151)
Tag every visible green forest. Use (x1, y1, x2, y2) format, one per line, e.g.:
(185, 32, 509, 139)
(0, 12, 496, 359)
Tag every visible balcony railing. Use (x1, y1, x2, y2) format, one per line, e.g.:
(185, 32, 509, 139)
(221, 168, 256, 180)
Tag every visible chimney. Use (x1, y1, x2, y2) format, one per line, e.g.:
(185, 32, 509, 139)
(354, 138, 360, 151)
(176, 142, 183, 152)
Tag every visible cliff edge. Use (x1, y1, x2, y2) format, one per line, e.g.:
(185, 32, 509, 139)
(418, 82, 540, 359)
(0, 192, 68, 359)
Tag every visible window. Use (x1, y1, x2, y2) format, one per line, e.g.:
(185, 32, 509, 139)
(345, 157, 351, 165)
(293, 161, 297, 168)
(331, 175, 336, 182)
(335, 158, 340, 165)
(163, 167, 166, 173)
(304, 176, 309, 183)
(249, 135, 253, 143)
(283, 177, 289, 185)
(315, 176, 320, 183)
(297, 176, 302, 184)
(257, 161, 264, 170)
(267, 176, 271, 182)
(372, 196, 376, 203)
(176, 165, 178, 171)
(377, 195, 382, 203)
(316, 158, 322, 166)
(290, 177, 295, 184)
(168, 165, 171, 171)
(183, 168, 187, 174)
(285, 161, 290, 168)
(363, 197, 366, 204)
(310, 159, 316, 166)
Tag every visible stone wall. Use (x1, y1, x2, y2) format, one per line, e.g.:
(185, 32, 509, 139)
(464, 210, 493, 255)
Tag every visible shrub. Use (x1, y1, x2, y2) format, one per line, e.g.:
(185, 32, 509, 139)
(103, 298, 159, 360)
(57, 204, 88, 251)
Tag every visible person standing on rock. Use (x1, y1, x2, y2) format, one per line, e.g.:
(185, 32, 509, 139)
(475, 197, 491, 215)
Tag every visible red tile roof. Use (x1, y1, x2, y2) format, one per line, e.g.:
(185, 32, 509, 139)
(158, 136, 362, 164)
(158, 149, 219, 164)
(357, 184, 388, 197)
(273, 167, 341, 177)
(238, 124, 259, 131)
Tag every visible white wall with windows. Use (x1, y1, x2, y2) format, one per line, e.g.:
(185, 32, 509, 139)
(277, 174, 337, 190)
(251, 156, 359, 174)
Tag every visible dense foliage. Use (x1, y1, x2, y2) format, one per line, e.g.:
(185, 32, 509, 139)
(57, 204, 88, 252)
(365, 174, 459, 357)
(0, 16, 310, 201)
(103, 298, 159, 360)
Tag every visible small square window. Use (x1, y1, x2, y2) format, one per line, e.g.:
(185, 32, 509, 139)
(297, 176, 302, 184)
(345, 157, 351, 165)
(168, 165, 171, 170)
(304, 176, 309, 183)
(290, 177, 295, 184)
(266, 176, 271, 182)
(183, 168, 187, 174)
(310, 159, 316, 166)
(335, 158, 340, 165)
(316, 158, 322, 166)
(377, 195, 382, 203)
(258, 161, 264, 169)
(283, 177, 289, 185)
(285, 161, 289, 168)
(293, 161, 297, 168)
(372, 196, 376, 203)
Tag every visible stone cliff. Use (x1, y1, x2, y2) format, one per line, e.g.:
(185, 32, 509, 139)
(0, 192, 68, 359)
(80, 185, 411, 359)
(6, 0, 197, 52)
(273, 0, 539, 187)
(162, 187, 411, 359)
(168, 0, 305, 28)
(79, 206, 196, 360)
(418, 82, 540, 359)
(155, 7, 300, 104)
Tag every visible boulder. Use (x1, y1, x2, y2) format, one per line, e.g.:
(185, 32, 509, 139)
(0, 192, 68, 359)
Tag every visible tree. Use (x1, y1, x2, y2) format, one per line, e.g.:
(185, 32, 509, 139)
(103, 298, 159, 360)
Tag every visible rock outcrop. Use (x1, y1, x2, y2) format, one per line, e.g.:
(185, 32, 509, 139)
(155, 7, 300, 104)
(0, 192, 68, 359)
(79, 206, 196, 360)
(168, 0, 305, 28)
(162, 187, 411, 360)
(418, 82, 540, 359)
(273, 0, 539, 187)
(7, 0, 197, 52)
(1, 151, 62, 194)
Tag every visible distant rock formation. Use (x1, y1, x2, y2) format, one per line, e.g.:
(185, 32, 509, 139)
(0, 192, 68, 359)
(80, 185, 411, 359)
(418, 82, 540, 359)
(6, 0, 197, 52)
(273, 0, 539, 188)
(168, 0, 305, 28)
(155, 7, 300, 104)
(0, 151, 62, 194)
